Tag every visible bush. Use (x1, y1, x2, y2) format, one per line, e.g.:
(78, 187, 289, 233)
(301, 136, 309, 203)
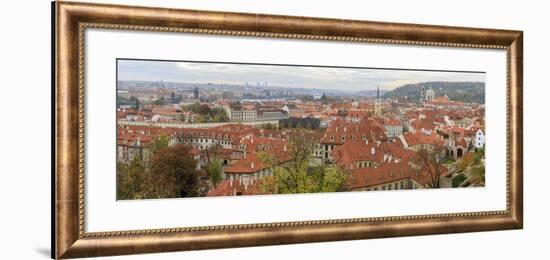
(452, 174, 467, 188)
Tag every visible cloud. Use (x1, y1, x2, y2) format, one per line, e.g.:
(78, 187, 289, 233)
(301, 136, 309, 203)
(117, 59, 485, 91)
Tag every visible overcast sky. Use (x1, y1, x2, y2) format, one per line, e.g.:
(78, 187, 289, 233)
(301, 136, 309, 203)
(118, 59, 485, 91)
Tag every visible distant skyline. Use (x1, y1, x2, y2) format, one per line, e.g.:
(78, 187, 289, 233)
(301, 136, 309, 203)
(118, 59, 485, 91)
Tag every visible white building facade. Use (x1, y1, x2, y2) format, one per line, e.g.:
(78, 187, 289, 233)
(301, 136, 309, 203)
(475, 129, 485, 149)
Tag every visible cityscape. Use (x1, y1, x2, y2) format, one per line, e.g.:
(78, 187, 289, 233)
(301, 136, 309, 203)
(116, 59, 486, 200)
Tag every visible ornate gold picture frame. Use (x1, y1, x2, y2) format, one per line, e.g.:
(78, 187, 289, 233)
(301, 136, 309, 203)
(53, 1, 522, 259)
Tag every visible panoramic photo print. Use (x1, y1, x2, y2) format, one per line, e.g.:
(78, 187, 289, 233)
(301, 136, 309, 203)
(116, 59, 486, 200)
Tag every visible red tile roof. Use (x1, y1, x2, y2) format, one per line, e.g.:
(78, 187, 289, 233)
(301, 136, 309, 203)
(207, 178, 271, 196)
(347, 162, 412, 189)
(224, 153, 266, 174)
(321, 118, 387, 144)
(402, 131, 445, 147)
(383, 118, 402, 126)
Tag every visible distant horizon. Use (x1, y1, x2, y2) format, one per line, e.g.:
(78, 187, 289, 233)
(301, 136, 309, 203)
(117, 79, 485, 93)
(118, 59, 486, 92)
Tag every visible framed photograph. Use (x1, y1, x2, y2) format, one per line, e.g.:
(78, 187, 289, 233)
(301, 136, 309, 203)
(53, 1, 523, 259)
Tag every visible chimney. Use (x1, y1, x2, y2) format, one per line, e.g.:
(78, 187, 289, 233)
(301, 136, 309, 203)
(251, 162, 255, 170)
(243, 151, 247, 159)
(344, 127, 347, 132)
(283, 145, 287, 152)
(371, 147, 375, 155)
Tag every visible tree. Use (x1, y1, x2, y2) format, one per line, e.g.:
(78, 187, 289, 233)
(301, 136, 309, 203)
(149, 134, 170, 155)
(209, 107, 228, 122)
(473, 147, 485, 164)
(457, 153, 474, 172)
(116, 155, 146, 200)
(470, 165, 485, 185)
(259, 138, 347, 194)
(198, 104, 211, 115)
(451, 173, 467, 188)
(319, 165, 347, 192)
(147, 144, 200, 198)
(129, 96, 140, 109)
(188, 102, 201, 113)
(207, 157, 223, 186)
(153, 97, 166, 105)
(195, 115, 207, 123)
(412, 145, 449, 188)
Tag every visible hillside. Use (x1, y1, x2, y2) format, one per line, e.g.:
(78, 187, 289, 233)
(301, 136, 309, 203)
(382, 81, 485, 103)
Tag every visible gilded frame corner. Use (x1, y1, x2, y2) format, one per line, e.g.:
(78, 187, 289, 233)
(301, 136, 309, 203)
(54, 1, 523, 259)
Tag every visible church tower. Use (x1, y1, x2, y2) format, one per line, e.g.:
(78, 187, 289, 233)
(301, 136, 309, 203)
(374, 85, 382, 116)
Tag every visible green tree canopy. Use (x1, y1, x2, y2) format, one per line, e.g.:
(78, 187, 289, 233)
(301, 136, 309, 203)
(153, 97, 166, 105)
(149, 134, 170, 155)
(117, 155, 146, 200)
(207, 157, 223, 186)
(259, 138, 347, 194)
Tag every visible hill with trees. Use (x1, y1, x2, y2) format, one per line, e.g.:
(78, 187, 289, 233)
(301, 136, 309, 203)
(382, 81, 485, 103)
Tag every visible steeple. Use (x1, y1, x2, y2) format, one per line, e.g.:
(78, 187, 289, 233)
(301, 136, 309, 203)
(374, 85, 381, 116)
